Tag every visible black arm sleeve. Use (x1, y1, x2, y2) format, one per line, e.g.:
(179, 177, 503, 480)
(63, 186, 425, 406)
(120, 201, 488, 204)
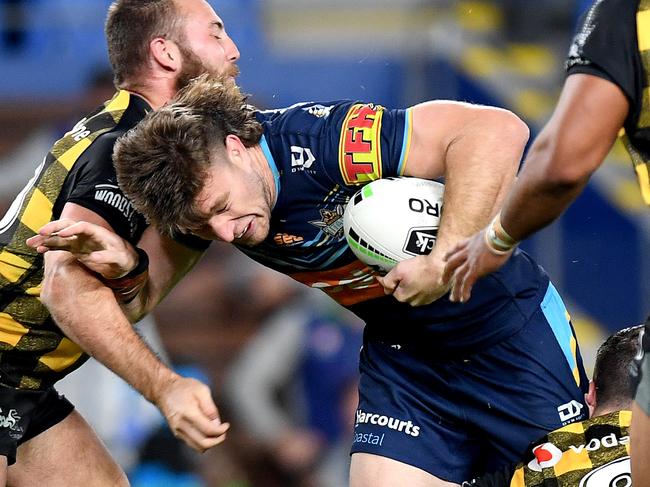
(565, 0, 641, 112)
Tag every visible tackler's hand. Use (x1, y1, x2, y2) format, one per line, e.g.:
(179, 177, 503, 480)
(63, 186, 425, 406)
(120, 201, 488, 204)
(27, 219, 139, 279)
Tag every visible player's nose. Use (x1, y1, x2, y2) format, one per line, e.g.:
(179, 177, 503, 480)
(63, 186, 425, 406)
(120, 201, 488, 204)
(224, 36, 240, 62)
(208, 219, 235, 243)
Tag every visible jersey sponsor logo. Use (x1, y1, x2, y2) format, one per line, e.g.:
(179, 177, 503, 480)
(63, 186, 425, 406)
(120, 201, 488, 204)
(338, 103, 384, 185)
(557, 399, 584, 424)
(303, 104, 334, 118)
(579, 457, 630, 487)
(65, 118, 91, 142)
(290, 146, 316, 173)
(93, 184, 139, 235)
(355, 409, 420, 438)
(528, 443, 563, 471)
(309, 204, 345, 238)
(273, 233, 304, 246)
(569, 432, 629, 454)
(353, 432, 385, 446)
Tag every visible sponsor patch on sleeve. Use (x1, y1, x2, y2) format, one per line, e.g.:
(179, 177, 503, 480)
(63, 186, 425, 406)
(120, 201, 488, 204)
(338, 104, 384, 186)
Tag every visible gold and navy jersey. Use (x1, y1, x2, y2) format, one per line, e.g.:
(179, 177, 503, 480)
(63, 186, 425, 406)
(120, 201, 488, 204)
(566, 0, 650, 203)
(238, 101, 550, 354)
(466, 410, 631, 487)
(0, 91, 151, 390)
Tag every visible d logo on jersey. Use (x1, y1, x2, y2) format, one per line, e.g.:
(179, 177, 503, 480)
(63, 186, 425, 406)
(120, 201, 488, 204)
(339, 104, 384, 185)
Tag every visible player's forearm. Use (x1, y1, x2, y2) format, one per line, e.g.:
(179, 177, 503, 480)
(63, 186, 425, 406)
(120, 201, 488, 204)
(437, 109, 528, 252)
(41, 254, 179, 405)
(497, 130, 595, 242)
(499, 172, 588, 243)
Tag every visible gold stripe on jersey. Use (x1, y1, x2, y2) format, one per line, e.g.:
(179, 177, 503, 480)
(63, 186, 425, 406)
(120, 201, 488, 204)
(0, 313, 29, 347)
(510, 467, 525, 487)
(57, 138, 92, 171)
(21, 188, 53, 233)
(38, 337, 84, 372)
(0, 250, 30, 283)
(621, 2, 650, 204)
(0, 89, 136, 389)
(638, 9, 650, 50)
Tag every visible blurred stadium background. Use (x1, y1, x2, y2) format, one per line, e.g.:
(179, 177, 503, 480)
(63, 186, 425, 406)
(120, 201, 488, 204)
(0, 0, 647, 485)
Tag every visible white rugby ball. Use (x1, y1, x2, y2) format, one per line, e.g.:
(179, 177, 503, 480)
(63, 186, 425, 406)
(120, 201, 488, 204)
(344, 177, 444, 272)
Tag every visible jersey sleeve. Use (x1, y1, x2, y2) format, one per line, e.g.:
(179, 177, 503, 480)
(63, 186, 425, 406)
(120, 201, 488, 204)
(58, 132, 146, 243)
(333, 103, 412, 188)
(565, 0, 640, 105)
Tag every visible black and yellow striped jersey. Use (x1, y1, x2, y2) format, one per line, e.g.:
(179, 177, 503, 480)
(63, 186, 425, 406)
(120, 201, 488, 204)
(566, 0, 650, 204)
(465, 410, 631, 487)
(0, 90, 151, 390)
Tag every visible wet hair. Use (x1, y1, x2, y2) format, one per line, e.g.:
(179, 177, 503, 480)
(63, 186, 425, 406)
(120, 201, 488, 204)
(114, 74, 263, 236)
(593, 324, 643, 410)
(105, 0, 181, 87)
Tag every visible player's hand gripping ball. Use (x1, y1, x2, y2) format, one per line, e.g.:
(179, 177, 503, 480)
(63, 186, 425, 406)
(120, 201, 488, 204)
(344, 177, 444, 273)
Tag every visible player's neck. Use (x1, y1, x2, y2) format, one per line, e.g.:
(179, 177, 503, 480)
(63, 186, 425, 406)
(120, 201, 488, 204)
(250, 144, 277, 206)
(124, 75, 177, 111)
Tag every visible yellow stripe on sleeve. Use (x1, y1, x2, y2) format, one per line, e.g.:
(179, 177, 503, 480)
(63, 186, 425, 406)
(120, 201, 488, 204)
(20, 188, 54, 233)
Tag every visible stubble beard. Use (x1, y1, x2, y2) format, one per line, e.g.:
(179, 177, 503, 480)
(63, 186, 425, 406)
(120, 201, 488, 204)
(176, 44, 240, 91)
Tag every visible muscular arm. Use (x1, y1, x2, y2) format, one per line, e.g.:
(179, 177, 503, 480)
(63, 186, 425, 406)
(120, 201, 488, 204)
(29, 203, 204, 322)
(406, 100, 529, 253)
(499, 74, 629, 241)
(37, 203, 226, 451)
(377, 101, 529, 305)
(443, 74, 630, 303)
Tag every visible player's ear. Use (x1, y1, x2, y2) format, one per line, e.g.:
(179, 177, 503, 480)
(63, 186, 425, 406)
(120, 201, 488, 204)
(225, 135, 246, 163)
(150, 37, 181, 72)
(585, 380, 596, 417)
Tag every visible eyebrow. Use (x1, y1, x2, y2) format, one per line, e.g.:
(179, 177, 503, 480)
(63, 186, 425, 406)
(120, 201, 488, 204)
(208, 192, 229, 215)
(211, 20, 224, 32)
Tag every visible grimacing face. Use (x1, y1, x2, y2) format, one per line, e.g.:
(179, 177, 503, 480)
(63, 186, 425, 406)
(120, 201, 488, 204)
(188, 150, 274, 247)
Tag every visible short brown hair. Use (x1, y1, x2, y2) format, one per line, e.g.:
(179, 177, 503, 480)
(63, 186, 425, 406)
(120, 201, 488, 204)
(105, 0, 181, 87)
(114, 74, 264, 236)
(593, 324, 643, 409)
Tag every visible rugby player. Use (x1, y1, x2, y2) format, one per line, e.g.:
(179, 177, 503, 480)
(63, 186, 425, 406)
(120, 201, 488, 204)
(440, 2, 650, 483)
(39, 74, 592, 486)
(465, 325, 641, 487)
(0, 0, 239, 485)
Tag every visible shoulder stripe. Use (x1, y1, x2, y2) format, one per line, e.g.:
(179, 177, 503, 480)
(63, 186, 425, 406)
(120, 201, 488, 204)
(397, 108, 413, 176)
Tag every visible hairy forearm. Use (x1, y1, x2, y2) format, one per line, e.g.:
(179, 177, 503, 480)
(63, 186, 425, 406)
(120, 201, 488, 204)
(42, 254, 178, 404)
(437, 110, 528, 252)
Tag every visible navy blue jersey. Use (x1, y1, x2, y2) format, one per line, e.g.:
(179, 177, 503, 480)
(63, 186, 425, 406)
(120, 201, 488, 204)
(237, 101, 549, 353)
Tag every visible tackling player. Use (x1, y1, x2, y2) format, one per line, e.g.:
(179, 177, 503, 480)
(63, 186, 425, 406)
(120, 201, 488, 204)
(0, 0, 239, 485)
(38, 74, 592, 486)
(440, 2, 650, 484)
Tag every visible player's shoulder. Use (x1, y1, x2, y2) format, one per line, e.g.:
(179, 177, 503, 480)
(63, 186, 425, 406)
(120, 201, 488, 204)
(54, 91, 149, 169)
(255, 100, 356, 127)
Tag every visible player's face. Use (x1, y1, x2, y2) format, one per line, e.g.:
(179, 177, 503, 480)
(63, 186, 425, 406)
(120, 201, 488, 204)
(174, 0, 240, 87)
(191, 155, 273, 246)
